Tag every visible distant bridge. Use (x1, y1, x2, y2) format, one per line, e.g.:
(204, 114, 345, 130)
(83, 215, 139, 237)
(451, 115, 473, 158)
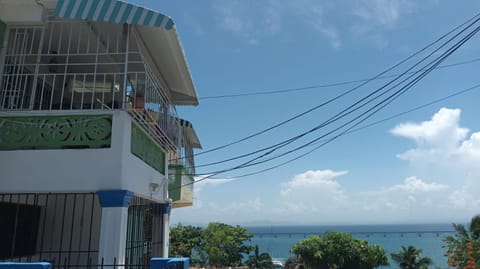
(251, 230, 455, 238)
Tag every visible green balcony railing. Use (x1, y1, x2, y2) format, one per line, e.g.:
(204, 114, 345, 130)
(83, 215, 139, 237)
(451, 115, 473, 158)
(131, 123, 166, 175)
(168, 165, 194, 208)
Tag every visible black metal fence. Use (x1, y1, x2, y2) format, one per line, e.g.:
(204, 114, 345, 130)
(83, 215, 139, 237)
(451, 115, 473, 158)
(126, 197, 166, 269)
(0, 193, 168, 269)
(0, 193, 101, 265)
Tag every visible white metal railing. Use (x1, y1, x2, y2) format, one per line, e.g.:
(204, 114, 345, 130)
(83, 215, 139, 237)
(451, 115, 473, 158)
(0, 19, 194, 165)
(1, 72, 125, 110)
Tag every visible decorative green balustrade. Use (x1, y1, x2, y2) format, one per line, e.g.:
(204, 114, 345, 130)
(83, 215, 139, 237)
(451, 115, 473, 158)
(0, 115, 112, 150)
(131, 123, 166, 175)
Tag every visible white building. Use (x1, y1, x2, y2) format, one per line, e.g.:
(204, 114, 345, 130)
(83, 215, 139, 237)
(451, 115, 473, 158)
(0, 0, 200, 267)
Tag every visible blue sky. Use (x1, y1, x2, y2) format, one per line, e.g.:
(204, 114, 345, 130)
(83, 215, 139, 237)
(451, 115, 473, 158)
(131, 0, 480, 225)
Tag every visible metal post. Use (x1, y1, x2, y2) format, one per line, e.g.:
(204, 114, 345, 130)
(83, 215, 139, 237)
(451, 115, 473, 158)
(29, 25, 46, 110)
(122, 24, 130, 109)
(0, 24, 9, 102)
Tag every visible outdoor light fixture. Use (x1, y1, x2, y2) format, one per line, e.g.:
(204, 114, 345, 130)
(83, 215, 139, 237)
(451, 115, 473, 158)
(149, 183, 159, 193)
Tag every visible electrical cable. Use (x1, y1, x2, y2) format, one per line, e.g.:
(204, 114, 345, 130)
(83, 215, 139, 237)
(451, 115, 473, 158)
(236, 30, 476, 172)
(202, 81, 480, 180)
(206, 28, 480, 180)
(194, 14, 480, 169)
(219, 23, 480, 174)
(181, 21, 480, 187)
(199, 58, 480, 100)
(171, 12, 480, 162)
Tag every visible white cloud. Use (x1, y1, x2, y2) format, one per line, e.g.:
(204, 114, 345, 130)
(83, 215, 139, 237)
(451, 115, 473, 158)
(194, 176, 236, 188)
(388, 107, 480, 212)
(277, 170, 349, 220)
(350, 0, 415, 48)
(280, 169, 347, 196)
(211, 0, 341, 48)
(390, 108, 471, 164)
(388, 176, 449, 193)
(289, 2, 342, 49)
(391, 108, 468, 149)
(458, 132, 480, 159)
(211, 0, 280, 45)
(173, 108, 480, 225)
(171, 172, 478, 225)
(353, 0, 414, 28)
(185, 176, 236, 209)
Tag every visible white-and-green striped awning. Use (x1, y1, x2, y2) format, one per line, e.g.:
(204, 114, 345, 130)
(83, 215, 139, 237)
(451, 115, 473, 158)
(177, 118, 201, 149)
(53, 0, 174, 30)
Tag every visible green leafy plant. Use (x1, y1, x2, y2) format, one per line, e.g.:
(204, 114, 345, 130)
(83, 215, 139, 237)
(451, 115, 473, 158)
(291, 231, 389, 269)
(391, 245, 433, 269)
(444, 215, 480, 269)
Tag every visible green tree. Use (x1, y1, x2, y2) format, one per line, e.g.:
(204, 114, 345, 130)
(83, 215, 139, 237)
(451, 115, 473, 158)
(202, 222, 254, 267)
(391, 245, 433, 269)
(291, 231, 389, 269)
(169, 224, 206, 265)
(444, 215, 480, 269)
(246, 245, 274, 269)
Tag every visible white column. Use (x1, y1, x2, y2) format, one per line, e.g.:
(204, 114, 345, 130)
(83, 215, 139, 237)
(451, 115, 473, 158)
(96, 190, 134, 266)
(162, 203, 171, 258)
(98, 207, 129, 264)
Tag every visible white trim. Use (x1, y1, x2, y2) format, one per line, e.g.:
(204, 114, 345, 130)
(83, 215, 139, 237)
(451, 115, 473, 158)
(126, 6, 137, 24)
(81, 0, 94, 19)
(71, 0, 82, 18)
(92, 0, 105, 21)
(104, 1, 116, 21)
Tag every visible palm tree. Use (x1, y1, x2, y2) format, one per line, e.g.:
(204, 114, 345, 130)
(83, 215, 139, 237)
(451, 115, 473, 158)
(391, 245, 433, 269)
(444, 214, 480, 268)
(469, 214, 480, 240)
(246, 245, 274, 269)
(448, 215, 480, 241)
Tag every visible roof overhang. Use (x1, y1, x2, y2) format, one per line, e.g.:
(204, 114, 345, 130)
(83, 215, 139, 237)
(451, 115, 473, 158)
(0, 0, 46, 24)
(134, 24, 199, 106)
(46, 0, 199, 106)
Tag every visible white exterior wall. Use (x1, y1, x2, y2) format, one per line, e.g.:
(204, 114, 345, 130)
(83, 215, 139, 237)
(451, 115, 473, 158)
(0, 110, 168, 202)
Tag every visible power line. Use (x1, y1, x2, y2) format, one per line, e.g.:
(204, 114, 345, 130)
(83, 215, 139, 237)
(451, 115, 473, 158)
(202, 81, 480, 180)
(214, 38, 480, 180)
(172, 12, 480, 163)
(199, 58, 480, 100)
(182, 19, 480, 187)
(227, 22, 480, 175)
(193, 19, 479, 178)
(194, 59, 479, 169)
(194, 15, 480, 169)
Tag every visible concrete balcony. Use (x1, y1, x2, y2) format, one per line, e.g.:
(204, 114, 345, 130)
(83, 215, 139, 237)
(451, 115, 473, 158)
(0, 110, 169, 201)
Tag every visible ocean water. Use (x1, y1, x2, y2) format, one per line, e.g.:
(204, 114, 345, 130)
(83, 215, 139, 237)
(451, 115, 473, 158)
(246, 224, 455, 269)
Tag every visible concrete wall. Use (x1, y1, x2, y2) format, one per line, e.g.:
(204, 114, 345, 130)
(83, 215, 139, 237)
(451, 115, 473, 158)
(0, 110, 168, 202)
